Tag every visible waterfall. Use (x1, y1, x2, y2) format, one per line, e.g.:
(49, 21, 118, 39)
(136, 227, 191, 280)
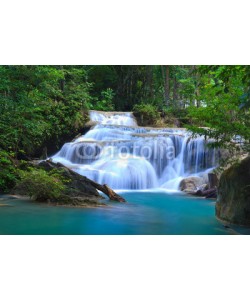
(52, 111, 220, 190)
(89, 111, 137, 126)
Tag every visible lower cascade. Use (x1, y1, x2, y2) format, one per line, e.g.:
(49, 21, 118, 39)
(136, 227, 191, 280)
(52, 111, 221, 190)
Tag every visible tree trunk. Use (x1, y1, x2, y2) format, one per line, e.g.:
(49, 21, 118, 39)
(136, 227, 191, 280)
(148, 65, 154, 99)
(161, 65, 170, 106)
(165, 65, 170, 106)
(161, 65, 165, 103)
(173, 75, 178, 107)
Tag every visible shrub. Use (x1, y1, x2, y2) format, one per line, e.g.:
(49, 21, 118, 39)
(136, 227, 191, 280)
(16, 168, 66, 201)
(91, 88, 115, 111)
(133, 103, 160, 126)
(0, 150, 18, 193)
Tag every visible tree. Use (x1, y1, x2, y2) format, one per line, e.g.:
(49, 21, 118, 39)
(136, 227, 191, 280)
(188, 65, 250, 153)
(0, 66, 92, 157)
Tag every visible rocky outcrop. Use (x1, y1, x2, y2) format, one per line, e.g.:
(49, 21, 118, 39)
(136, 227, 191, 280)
(39, 160, 126, 204)
(179, 175, 218, 198)
(179, 176, 205, 193)
(216, 156, 250, 225)
(14, 160, 126, 207)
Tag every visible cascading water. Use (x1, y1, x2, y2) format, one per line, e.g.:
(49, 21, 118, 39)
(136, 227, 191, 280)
(52, 111, 220, 190)
(89, 111, 137, 126)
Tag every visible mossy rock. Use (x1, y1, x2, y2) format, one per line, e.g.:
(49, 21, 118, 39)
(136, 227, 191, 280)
(216, 156, 250, 225)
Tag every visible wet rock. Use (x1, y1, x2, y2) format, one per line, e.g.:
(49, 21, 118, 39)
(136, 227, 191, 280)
(182, 189, 197, 195)
(216, 156, 250, 225)
(208, 173, 218, 189)
(179, 176, 205, 192)
(180, 176, 216, 198)
(199, 183, 209, 192)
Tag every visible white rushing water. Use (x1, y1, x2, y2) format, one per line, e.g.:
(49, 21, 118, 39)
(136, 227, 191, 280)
(52, 111, 220, 190)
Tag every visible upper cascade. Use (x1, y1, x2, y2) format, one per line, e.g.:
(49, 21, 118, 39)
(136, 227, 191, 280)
(89, 110, 137, 126)
(52, 110, 221, 190)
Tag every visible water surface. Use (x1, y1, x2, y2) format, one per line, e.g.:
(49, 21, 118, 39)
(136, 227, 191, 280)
(1, 192, 246, 235)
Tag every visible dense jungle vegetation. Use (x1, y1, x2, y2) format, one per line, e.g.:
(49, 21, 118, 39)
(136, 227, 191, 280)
(0, 65, 250, 192)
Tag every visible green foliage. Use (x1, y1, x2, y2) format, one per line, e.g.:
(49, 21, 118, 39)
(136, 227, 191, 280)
(16, 168, 66, 201)
(0, 150, 18, 192)
(133, 103, 160, 126)
(86, 66, 118, 99)
(187, 66, 250, 153)
(178, 77, 196, 103)
(90, 88, 115, 111)
(0, 66, 91, 157)
(161, 107, 190, 126)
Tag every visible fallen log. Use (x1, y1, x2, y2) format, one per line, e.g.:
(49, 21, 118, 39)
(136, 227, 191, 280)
(80, 175, 126, 202)
(43, 160, 126, 203)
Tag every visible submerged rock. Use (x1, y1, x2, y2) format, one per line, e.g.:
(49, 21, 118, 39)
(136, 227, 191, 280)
(216, 156, 250, 225)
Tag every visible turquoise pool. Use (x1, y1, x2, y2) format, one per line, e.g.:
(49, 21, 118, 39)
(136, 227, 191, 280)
(0, 192, 248, 235)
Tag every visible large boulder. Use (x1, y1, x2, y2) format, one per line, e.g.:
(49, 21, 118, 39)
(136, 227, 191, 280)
(216, 156, 250, 225)
(179, 176, 205, 192)
(14, 160, 106, 207)
(39, 160, 100, 197)
(36, 160, 126, 205)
